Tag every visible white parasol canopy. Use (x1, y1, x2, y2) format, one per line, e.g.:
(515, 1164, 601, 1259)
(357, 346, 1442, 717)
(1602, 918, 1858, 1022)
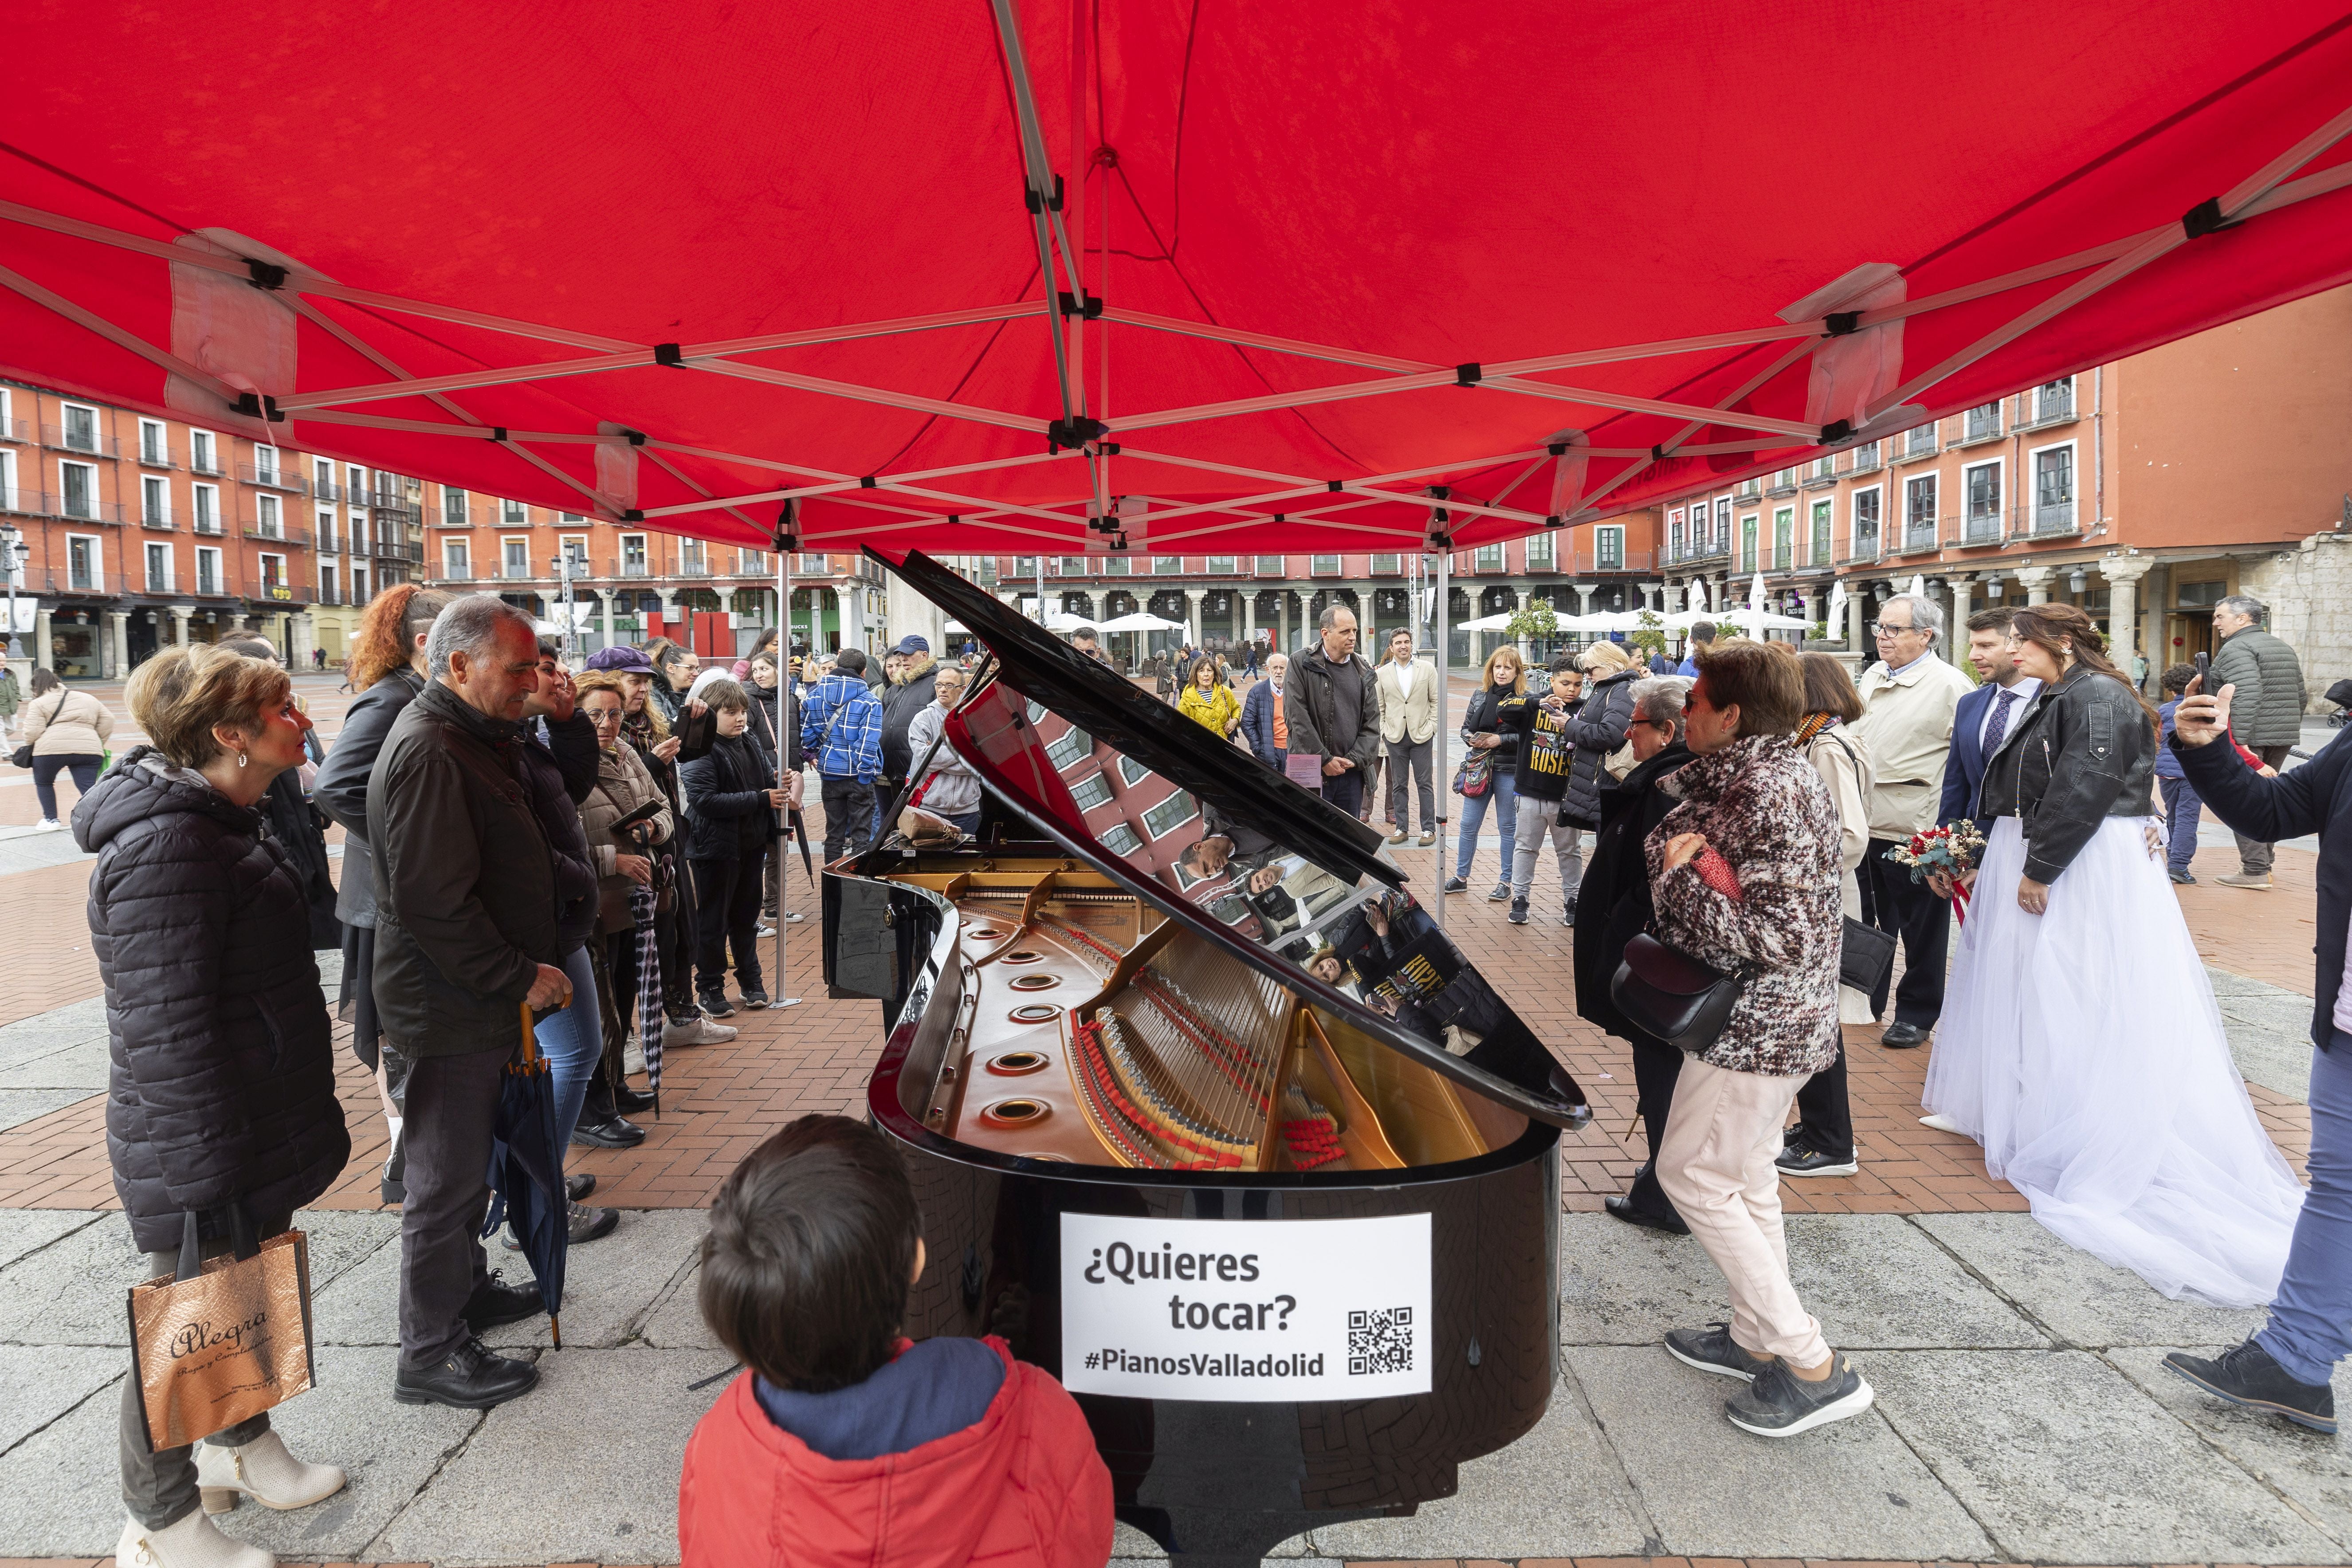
(1096, 610, 1188, 633)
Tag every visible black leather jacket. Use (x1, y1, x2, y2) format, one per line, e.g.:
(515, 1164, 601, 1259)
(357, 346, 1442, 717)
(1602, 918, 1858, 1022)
(1976, 662, 2159, 884)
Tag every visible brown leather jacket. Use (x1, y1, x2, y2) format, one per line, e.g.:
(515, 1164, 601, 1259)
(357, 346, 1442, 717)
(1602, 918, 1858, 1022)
(581, 739, 675, 934)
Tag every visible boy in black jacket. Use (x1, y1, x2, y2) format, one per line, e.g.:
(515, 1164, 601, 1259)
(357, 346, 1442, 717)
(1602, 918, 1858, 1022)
(681, 680, 787, 1015)
(1496, 655, 1584, 926)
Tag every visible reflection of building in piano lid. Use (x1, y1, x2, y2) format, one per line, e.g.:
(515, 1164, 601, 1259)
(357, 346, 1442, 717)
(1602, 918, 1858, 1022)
(1022, 701, 1205, 881)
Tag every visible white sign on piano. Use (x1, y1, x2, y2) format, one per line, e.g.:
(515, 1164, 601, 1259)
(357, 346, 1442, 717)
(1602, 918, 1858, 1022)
(1060, 1211, 1431, 1402)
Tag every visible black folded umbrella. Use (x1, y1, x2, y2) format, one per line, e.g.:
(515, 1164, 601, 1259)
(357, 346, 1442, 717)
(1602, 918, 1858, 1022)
(789, 806, 815, 883)
(483, 1001, 570, 1348)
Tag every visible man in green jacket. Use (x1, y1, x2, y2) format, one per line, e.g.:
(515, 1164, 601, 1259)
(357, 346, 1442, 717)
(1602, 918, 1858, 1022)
(2210, 594, 2308, 890)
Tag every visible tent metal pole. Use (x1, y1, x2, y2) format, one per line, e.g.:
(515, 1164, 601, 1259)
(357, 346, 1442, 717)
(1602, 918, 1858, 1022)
(773, 538, 800, 1008)
(1431, 534, 1449, 931)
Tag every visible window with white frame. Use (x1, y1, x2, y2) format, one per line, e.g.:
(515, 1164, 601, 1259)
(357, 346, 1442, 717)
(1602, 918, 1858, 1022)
(312, 457, 334, 498)
(0, 448, 16, 510)
(321, 560, 339, 603)
(1254, 554, 1282, 575)
(67, 533, 101, 591)
(444, 540, 472, 580)
(145, 542, 171, 592)
(59, 459, 98, 520)
(1595, 525, 1625, 571)
(141, 474, 168, 527)
(259, 551, 287, 592)
(2032, 442, 2077, 532)
(1738, 515, 1757, 571)
(1904, 473, 1938, 544)
(502, 537, 530, 579)
(349, 509, 368, 552)
(1771, 506, 1794, 568)
(1473, 542, 1505, 571)
(1669, 509, 1685, 561)
(347, 465, 366, 500)
(501, 498, 526, 525)
(195, 545, 223, 595)
(255, 493, 282, 538)
(1142, 790, 1198, 840)
(1851, 486, 1881, 556)
(1526, 532, 1555, 570)
(138, 418, 168, 467)
(1713, 496, 1732, 550)
(316, 507, 336, 551)
(351, 562, 369, 603)
(1809, 497, 1832, 565)
(60, 402, 98, 454)
(560, 536, 590, 573)
(254, 445, 279, 485)
(558, 511, 584, 524)
(443, 487, 469, 525)
(2032, 377, 2075, 424)
(679, 538, 707, 574)
(621, 534, 648, 574)
(190, 429, 219, 475)
(1963, 459, 2002, 537)
(1904, 424, 1936, 456)
(192, 483, 220, 533)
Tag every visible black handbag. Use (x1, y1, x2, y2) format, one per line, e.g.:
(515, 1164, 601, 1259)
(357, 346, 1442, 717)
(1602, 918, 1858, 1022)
(1839, 916, 1897, 995)
(6, 742, 28, 770)
(1610, 932, 1745, 1054)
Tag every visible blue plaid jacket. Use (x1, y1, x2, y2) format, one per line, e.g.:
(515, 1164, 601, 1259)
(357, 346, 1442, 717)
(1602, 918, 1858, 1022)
(799, 674, 884, 782)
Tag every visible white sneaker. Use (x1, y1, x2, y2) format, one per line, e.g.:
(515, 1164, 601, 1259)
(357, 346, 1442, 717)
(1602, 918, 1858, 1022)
(34, 818, 62, 832)
(196, 1428, 346, 1513)
(663, 1014, 737, 1047)
(1918, 1112, 1964, 1134)
(755, 923, 777, 938)
(116, 1509, 275, 1567)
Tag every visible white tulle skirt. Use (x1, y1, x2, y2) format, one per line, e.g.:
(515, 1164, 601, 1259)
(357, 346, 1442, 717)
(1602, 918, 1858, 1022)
(1927, 816, 2306, 1306)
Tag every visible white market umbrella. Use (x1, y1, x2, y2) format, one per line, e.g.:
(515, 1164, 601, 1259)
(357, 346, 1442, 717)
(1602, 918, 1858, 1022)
(1043, 609, 1097, 633)
(1456, 611, 1519, 631)
(1097, 610, 1188, 633)
(1907, 574, 1927, 600)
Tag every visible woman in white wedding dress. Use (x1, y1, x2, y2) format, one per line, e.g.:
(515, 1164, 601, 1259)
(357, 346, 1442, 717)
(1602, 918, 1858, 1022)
(1926, 604, 2305, 1306)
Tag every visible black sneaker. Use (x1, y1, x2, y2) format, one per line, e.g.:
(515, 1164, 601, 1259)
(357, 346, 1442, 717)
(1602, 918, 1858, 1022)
(739, 987, 770, 1010)
(565, 1171, 597, 1202)
(462, 1270, 544, 1332)
(1559, 896, 1578, 928)
(698, 990, 736, 1019)
(1665, 1324, 1775, 1381)
(1724, 1354, 1875, 1437)
(394, 1334, 538, 1410)
(2164, 1339, 2337, 1434)
(2168, 868, 2196, 884)
(1487, 881, 1511, 902)
(1441, 876, 1469, 894)
(1507, 899, 1529, 925)
(1776, 1140, 1860, 1178)
(567, 1201, 619, 1244)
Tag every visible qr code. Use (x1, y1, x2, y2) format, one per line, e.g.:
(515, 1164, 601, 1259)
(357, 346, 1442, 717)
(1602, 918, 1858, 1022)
(1347, 1306, 1413, 1375)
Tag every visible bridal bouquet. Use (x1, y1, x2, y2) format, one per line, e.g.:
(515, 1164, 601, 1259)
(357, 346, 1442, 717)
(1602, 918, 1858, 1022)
(1886, 820, 1989, 919)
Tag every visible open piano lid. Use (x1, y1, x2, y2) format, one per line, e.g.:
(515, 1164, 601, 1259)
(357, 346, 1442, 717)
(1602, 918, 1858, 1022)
(878, 546, 1590, 1132)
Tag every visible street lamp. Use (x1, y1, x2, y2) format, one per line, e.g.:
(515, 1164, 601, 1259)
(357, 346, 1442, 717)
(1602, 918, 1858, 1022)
(0, 523, 20, 661)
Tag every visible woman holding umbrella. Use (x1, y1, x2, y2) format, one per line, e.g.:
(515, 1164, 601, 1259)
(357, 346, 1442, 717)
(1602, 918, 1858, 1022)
(575, 672, 678, 1096)
(78, 644, 349, 1568)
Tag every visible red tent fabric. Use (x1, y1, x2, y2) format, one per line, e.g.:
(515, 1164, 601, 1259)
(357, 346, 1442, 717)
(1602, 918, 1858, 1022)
(3, 1, 2349, 554)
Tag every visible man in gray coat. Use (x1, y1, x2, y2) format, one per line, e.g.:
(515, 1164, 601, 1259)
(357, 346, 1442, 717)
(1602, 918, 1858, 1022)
(2210, 594, 2308, 890)
(371, 596, 573, 1411)
(1284, 605, 1382, 816)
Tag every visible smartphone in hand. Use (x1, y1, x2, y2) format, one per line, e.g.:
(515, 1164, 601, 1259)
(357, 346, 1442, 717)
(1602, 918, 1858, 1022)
(2193, 650, 2211, 691)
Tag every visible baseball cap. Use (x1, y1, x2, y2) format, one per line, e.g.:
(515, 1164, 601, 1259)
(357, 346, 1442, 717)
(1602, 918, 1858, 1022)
(583, 645, 654, 672)
(894, 634, 931, 655)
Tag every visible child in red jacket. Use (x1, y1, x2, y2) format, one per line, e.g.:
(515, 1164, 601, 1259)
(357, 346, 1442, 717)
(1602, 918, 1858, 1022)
(679, 1115, 1114, 1568)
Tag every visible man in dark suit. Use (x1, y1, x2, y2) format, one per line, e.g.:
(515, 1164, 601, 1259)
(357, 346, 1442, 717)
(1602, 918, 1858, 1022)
(1938, 606, 2039, 834)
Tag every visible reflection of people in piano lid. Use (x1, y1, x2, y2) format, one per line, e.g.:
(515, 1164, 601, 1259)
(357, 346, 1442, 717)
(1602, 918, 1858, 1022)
(1304, 944, 1354, 987)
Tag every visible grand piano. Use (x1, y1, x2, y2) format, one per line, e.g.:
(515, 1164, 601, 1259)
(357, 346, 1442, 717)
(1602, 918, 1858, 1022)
(826, 549, 1591, 1567)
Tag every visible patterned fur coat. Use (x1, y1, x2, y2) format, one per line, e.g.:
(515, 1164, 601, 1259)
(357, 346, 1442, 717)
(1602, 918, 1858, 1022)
(1643, 734, 1844, 1077)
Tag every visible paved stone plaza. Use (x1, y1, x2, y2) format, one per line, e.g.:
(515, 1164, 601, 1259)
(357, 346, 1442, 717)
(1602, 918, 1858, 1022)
(0, 677, 2341, 1567)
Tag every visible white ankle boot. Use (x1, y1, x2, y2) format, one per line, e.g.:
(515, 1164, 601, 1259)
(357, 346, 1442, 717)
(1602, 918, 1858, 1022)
(115, 1509, 275, 1568)
(194, 1429, 346, 1513)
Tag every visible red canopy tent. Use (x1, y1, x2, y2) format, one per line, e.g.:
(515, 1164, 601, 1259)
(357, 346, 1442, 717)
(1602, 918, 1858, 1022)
(2, 1, 2350, 559)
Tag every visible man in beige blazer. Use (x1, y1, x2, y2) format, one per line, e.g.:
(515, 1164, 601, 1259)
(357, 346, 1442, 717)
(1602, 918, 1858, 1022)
(1376, 628, 1440, 845)
(1850, 593, 1975, 1047)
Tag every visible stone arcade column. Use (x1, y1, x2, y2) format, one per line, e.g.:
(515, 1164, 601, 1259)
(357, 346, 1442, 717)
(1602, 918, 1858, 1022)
(288, 612, 316, 671)
(1946, 576, 1975, 668)
(105, 611, 129, 679)
(2014, 564, 2056, 606)
(168, 605, 191, 650)
(2100, 554, 2156, 690)
(33, 607, 51, 672)
(1185, 587, 1205, 649)
(1242, 593, 1257, 650)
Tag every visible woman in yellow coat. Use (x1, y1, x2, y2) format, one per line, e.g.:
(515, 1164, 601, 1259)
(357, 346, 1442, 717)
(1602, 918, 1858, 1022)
(1175, 655, 1241, 739)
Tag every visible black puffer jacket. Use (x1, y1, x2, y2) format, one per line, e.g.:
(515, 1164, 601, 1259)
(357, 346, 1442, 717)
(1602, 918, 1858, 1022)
(314, 668, 424, 929)
(75, 751, 350, 1251)
(1977, 661, 2160, 884)
(879, 654, 940, 786)
(518, 711, 601, 951)
(679, 733, 778, 860)
(264, 769, 342, 950)
(1559, 666, 1641, 830)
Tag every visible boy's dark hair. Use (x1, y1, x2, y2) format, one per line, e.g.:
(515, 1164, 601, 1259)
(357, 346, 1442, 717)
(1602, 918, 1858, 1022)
(1966, 607, 2016, 634)
(698, 1115, 922, 1393)
(834, 647, 868, 675)
(1548, 652, 1581, 675)
(1693, 639, 1802, 737)
(1689, 620, 1716, 644)
(2161, 662, 2199, 696)
(700, 676, 750, 714)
